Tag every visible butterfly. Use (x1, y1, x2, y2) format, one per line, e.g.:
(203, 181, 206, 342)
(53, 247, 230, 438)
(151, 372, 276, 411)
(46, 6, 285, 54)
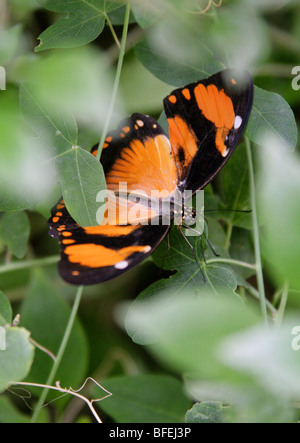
(48, 69, 254, 285)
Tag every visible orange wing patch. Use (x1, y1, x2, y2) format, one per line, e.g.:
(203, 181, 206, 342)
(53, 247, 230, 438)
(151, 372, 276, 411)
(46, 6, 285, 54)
(105, 134, 177, 196)
(194, 84, 235, 157)
(167, 115, 198, 179)
(64, 243, 151, 268)
(84, 224, 139, 236)
(182, 88, 191, 100)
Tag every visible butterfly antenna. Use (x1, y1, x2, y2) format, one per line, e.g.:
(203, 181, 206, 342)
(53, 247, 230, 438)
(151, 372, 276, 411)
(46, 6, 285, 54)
(204, 208, 252, 214)
(203, 231, 220, 257)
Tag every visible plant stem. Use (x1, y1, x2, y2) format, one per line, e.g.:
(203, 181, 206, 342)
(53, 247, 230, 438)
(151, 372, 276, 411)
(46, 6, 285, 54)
(245, 137, 268, 324)
(18, 378, 112, 424)
(224, 222, 233, 251)
(275, 282, 289, 326)
(30, 285, 84, 423)
(96, 0, 131, 161)
(0, 255, 59, 274)
(104, 12, 121, 49)
(206, 257, 256, 270)
(247, 284, 277, 316)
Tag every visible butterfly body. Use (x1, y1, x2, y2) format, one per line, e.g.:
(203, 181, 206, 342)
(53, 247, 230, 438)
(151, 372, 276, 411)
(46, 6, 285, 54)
(48, 69, 254, 285)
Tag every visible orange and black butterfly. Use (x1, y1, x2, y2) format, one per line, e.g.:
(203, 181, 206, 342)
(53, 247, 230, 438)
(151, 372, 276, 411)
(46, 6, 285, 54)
(48, 69, 254, 285)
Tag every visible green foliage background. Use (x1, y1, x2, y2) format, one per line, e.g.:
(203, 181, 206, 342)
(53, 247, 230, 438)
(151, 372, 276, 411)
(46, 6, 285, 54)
(0, 0, 300, 423)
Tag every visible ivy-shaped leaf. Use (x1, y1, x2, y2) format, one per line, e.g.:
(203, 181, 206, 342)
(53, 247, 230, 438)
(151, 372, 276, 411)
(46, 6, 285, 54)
(36, 0, 126, 51)
(20, 83, 78, 155)
(58, 146, 106, 227)
(138, 227, 239, 301)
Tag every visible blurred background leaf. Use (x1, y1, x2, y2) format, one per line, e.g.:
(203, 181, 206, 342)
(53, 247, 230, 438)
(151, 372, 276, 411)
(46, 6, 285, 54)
(0, 212, 30, 259)
(97, 374, 191, 423)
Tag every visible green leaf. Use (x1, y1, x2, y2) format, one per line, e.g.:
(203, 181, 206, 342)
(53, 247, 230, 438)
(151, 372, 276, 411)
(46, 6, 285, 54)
(134, 227, 239, 305)
(58, 146, 106, 227)
(97, 375, 191, 423)
(257, 142, 300, 289)
(122, 293, 259, 377)
(36, 13, 105, 51)
(0, 327, 35, 392)
(0, 291, 13, 327)
(246, 86, 298, 151)
(185, 401, 225, 423)
(20, 83, 78, 155)
(0, 212, 30, 259)
(135, 38, 223, 87)
(20, 270, 88, 396)
(35, 0, 126, 51)
(219, 318, 300, 398)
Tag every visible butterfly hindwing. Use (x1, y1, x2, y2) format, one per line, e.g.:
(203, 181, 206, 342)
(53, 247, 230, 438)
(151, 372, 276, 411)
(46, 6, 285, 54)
(48, 198, 78, 239)
(163, 69, 254, 193)
(56, 222, 170, 285)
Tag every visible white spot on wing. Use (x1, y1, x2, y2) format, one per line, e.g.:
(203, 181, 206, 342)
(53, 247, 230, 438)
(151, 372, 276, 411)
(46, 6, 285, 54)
(234, 115, 243, 129)
(115, 261, 129, 270)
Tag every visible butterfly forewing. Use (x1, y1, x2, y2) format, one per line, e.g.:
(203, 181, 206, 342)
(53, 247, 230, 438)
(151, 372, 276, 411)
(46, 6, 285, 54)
(163, 69, 254, 193)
